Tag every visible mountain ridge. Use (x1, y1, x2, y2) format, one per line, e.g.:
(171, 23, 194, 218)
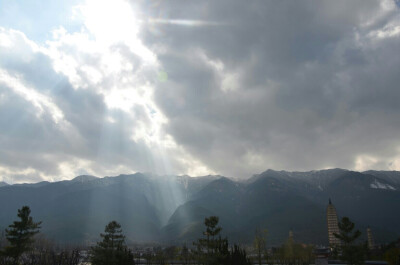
(0, 169, 399, 245)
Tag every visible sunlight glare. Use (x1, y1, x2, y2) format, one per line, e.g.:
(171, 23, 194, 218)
(77, 0, 156, 64)
(79, 0, 138, 44)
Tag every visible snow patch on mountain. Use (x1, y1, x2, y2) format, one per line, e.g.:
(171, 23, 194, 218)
(370, 179, 396, 190)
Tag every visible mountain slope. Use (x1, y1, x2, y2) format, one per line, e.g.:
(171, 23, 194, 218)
(0, 181, 8, 187)
(0, 173, 218, 244)
(1, 169, 399, 245)
(165, 169, 400, 245)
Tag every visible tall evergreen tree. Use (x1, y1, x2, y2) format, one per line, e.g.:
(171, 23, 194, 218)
(90, 221, 134, 265)
(334, 217, 365, 265)
(1, 206, 41, 265)
(203, 216, 222, 254)
(193, 216, 251, 265)
(193, 216, 227, 265)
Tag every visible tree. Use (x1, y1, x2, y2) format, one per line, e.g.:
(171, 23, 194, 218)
(276, 232, 314, 265)
(229, 244, 252, 265)
(204, 216, 222, 254)
(334, 217, 365, 265)
(153, 246, 167, 265)
(90, 221, 134, 265)
(23, 237, 82, 265)
(180, 244, 192, 265)
(193, 216, 227, 265)
(193, 216, 228, 264)
(1, 206, 41, 265)
(164, 245, 178, 260)
(193, 216, 251, 265)
(254, 228, 267, 265)
(384, 247, 400, 265)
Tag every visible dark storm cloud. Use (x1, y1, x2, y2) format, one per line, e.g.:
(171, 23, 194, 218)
(137, 0, 400, 177)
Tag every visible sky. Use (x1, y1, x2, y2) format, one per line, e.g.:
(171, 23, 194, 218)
(1, 0, 400, 183)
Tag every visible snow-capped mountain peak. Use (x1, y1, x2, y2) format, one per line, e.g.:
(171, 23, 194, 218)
(370, 179, 396, 190)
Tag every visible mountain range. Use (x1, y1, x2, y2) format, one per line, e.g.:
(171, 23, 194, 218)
(0, 169, 399, 246)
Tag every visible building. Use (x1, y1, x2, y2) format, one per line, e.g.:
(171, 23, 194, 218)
(289, 229, 293, 240)
(314, 247, 330, 265)
(327, 199, 341, 247)
(367, 226, 375, 250)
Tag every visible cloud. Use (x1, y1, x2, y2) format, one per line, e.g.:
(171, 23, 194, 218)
(137, 0, 400, 177)
(1, 0, 400, 182)
(0, 0, 213, 183)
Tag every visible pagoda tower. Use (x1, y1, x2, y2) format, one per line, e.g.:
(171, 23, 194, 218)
(367, 226, 375, 250)
(327, 199, 341, 247)
(289, 228, 294, 239)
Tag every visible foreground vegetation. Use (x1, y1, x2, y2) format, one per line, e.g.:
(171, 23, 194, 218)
(0, 206, 399, 265)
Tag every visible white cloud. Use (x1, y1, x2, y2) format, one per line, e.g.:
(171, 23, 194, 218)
(0, 69, 64, 123)
(0, 0, 214, 183)
(354, 155, 379, 171)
